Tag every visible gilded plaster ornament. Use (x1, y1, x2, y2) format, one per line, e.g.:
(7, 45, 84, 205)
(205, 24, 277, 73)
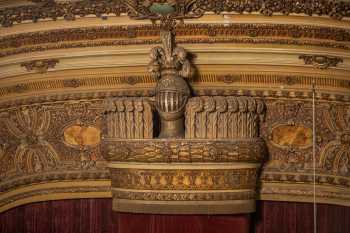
(150, 19, 192, 138)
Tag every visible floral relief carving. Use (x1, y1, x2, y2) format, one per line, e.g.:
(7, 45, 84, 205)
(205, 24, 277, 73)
(260, 100, 350, 192)
(1, 0, 350, 27)
(261, 100, 318, 172)
(0, 100, 107, 182)
(3, 106, 59, 173)
(0, 97, 349, 210)
(1, 24, 350, 59)
(111, 168, 258, 190)
(320, 104, 350, 176)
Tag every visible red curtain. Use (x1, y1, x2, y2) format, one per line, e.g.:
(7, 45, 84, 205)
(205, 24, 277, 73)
(254, 201, 350, 233)
(117, 213, 250, 233)
(0, 199, 349, 233)
(0, 199, 118, 233)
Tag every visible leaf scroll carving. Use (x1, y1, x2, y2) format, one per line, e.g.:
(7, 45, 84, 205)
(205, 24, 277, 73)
(104, 98, 153, 139)
(185, 96, 265, 139)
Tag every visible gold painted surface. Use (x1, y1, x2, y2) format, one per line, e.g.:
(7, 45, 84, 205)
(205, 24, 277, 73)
(0, 5, 349, 214)
(64, 125, 101, 147)
(112, 199, 256, 214)
(271, 125, 313, 148)
(110, 167, 258, 190)
(0, 180, 111, 213)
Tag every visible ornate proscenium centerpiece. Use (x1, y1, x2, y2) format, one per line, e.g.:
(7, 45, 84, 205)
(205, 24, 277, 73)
(103, 97, 266, 214)
(102, 0, 267, 215)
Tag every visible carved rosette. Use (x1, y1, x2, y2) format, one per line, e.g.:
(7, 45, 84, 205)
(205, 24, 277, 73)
(104, 96, 266, 214)
(3, 107, 59, 173)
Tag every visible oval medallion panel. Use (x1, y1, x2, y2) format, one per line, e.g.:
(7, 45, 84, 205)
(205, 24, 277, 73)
(271, 125, 312, 148)
(63, 125, 101, 147)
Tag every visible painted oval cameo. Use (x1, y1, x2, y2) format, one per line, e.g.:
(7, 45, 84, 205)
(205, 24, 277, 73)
(63, 125, 101, 147)
(271, 125, 312, 148)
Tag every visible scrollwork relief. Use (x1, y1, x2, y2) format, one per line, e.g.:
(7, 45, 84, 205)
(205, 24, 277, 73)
(1, 0, 350, 27)
(0, 100, 107, 192)
(1, 24, 350, 59)
(320, 104, 350, 176)
(260, 100, 350, 192)
(261, 100, 317, 172)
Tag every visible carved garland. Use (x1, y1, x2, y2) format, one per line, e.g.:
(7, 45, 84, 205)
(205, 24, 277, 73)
(1, 24, 350, 58)
(103, 138, 266, 162)
(1, 0, 350, 27)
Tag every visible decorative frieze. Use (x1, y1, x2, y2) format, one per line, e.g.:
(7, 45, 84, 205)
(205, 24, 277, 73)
(1, 0, 350, 27)
(112, 189, 255, 201)
(103, 138, 266, 163)
(0, 97, 349, 212)
(110, 168, 257, 190)
(1, 24, 350, 58)
(1, 73, 350, 110)
(109, 162, 260, 214)
(0, 0, 126, 27)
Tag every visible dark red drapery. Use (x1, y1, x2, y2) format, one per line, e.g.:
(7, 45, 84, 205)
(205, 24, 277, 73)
(0, 199, 349, 233)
